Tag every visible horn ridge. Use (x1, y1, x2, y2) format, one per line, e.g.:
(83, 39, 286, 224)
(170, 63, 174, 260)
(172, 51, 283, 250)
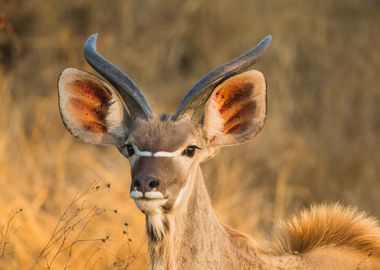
(84, 33, 152, 119)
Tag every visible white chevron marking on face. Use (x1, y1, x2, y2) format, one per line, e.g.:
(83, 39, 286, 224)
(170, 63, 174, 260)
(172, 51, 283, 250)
(131, 144, 183, 158)
(134, 147, 153, 157)
(153, 150, 183, 157)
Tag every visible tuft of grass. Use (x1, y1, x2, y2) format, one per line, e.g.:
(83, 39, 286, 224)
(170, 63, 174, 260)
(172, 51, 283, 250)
(0, 208, 23, 259)
(30, 182, 142, 269)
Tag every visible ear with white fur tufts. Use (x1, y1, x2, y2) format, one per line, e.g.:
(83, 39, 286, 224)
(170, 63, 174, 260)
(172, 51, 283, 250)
(58, 68, 129, 145)
(204, 70, 267, 146)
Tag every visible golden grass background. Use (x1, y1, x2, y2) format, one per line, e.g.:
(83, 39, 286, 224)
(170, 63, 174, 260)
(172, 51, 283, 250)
(0, 0, 379, 269)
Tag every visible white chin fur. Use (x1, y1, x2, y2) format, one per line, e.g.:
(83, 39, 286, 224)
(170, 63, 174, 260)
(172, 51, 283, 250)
(135, 199, 167, 213)
(148, 213, 166, 240)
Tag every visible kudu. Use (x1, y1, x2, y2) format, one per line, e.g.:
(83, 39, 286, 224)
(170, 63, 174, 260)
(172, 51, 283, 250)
(58, 34, 380, 269)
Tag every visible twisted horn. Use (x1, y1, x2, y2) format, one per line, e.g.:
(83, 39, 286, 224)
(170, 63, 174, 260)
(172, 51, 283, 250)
(84, 34, 152, 119)
(172, 35, 272, 121)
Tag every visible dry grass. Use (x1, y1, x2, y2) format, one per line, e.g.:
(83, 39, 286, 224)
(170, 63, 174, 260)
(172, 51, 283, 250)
(0, 0, 379, 269)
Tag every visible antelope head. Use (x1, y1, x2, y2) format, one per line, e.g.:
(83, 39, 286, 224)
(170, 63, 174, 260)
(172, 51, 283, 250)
(58, 34, 270, 239)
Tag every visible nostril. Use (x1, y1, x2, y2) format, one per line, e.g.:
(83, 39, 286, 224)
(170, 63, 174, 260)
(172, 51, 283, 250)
(134, 180, 141, 189)
(134, 177, 159, 192)
(149, 179, 159, 189)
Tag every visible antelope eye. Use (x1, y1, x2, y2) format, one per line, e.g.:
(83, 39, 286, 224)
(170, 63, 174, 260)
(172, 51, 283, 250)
(125, 144, 135, 157)
(183, 145, 198, 158)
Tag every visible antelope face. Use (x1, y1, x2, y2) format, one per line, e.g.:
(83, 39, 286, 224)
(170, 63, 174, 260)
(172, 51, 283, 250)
(121, 118, 206, 214)
(58, 34, 270, 217)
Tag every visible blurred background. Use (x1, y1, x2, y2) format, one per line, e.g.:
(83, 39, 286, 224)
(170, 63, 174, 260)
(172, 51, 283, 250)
(0, 0, 379, 268)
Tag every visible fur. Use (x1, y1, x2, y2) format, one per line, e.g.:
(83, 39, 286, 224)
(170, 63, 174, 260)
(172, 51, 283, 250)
(145, 167, 380, 269)
(127, 119, 380, 269)
(145, 191, 165, 199)
(270, 203, 380, 257)
(135, 199, 167, 214)
(147, 212, 168, 241)
(130, 190, 143, 199)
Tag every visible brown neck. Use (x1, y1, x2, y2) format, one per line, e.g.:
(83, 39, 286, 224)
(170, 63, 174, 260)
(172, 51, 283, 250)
(147, 166, 265, 270)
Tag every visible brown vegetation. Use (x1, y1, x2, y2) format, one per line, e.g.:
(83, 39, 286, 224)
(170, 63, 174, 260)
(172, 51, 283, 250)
(0, 0, 379, 268)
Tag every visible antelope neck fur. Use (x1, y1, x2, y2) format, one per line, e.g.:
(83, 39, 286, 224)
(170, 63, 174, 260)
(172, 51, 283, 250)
(147, 166, 289, 270)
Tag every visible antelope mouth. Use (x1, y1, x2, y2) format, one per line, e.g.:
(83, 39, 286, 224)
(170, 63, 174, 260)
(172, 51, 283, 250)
(134, 198, 168, 213)
(130, 190, 168, 200)
(130, 190, 168, 212)
(137, 197, 166, 201)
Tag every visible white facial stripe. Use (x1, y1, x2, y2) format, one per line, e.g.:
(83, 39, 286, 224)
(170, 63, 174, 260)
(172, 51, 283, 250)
(173, 165, 194, 208)
(145, 191, 165, 199)
(173, 187, 185, 208)
(153, 150, 183, 157)
(129, 144, 184, 158)
(134, 147, 153, 157)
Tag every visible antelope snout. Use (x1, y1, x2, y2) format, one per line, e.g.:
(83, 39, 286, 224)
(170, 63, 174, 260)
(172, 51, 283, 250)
(133, 176, 160, 192)
(130, 176, 165, 200)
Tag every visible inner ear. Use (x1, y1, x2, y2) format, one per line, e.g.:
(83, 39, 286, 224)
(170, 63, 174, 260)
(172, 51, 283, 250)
(204, 70, 266, 146)
(58, 68, 129, 145)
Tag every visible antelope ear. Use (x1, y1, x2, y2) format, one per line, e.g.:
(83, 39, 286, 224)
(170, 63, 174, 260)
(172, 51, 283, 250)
(204, 70, 266, 146)
(58, 68, 129, 145)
